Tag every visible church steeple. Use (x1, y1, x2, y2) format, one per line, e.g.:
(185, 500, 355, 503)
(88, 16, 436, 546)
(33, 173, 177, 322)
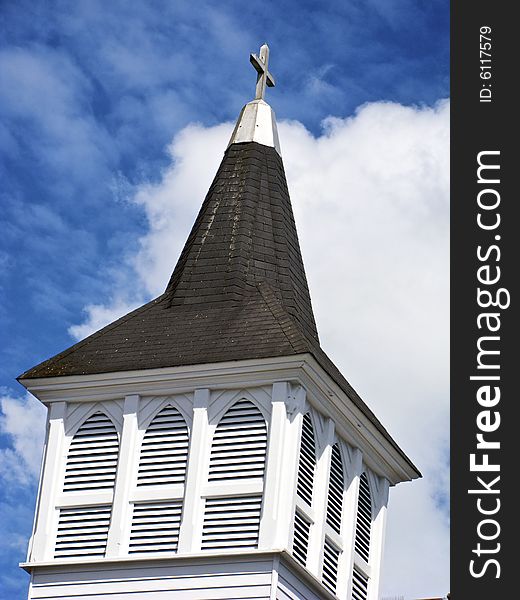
(19, 44, 419, 600)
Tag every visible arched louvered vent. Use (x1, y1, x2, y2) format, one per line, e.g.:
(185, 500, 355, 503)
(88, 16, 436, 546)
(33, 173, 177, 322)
(54, 506, 111, 558)
(352, 568, 369, 600)
(137, 405, 189, 487)
(292, 510, 311, 566)
(322, 539, 340, 594)
(354, 472, 372, 563)
(296, 413, 316, 505)
(129, 501, 183, 554)
(201, 496, 262, 551)
(326, 443, 345, 534)
(208, 400, 267, 482)
(63, 412, 119, 492)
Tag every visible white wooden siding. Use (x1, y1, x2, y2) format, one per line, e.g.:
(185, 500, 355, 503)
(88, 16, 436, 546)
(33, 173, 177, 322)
(28, 557, 273, 600)
(276, 559, 326, 600)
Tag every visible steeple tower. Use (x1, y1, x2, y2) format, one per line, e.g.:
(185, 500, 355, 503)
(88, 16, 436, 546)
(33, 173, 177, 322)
(19, 45, 419, 600)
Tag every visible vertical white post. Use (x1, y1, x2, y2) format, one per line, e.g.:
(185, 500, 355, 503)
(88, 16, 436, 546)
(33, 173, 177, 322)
(30, 401, 66, 562)
(307, 417, 335, 575)
(279, 385, 306, 551)
(178, 388, 210, 553)
(339, 446, 363, 600)
(367, 476, 390, 600)
(258, 381, 288, 549)
(106, 394, 140, 557)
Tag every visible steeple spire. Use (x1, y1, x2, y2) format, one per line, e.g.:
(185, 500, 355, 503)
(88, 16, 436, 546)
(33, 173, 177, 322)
(228, 43, 281, 154)
(18, 43, 420, 600)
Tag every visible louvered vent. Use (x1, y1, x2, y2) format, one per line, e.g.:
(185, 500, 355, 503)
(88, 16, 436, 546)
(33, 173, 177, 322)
(322, 539, 340, 594)
(64, 412, 119, 492)
(129, 501, 182, 554)
(208, 400, 267, 482)
(292, 510, 311, 566)
(352, 568, 369, 600)
(201, 495, 262, 551)
(326, 443, 344, 534)
(54, 506, 111, 558)
(296, 413, 316, 505)
(137, 405, 189, 487)
(354, 472, 372, 562)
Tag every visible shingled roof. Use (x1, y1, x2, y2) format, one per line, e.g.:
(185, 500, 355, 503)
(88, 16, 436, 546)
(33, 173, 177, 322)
(20, 142, 320, 378)
(18, 109, 419, 476)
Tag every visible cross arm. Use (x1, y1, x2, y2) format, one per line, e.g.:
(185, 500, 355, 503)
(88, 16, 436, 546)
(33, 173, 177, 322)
(250, 53, 275, 87)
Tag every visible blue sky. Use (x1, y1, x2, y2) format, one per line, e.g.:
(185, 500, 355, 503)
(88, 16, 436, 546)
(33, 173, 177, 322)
(0, 1, 449, 598)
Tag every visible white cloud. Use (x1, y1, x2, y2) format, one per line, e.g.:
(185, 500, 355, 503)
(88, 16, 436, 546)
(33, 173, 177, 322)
(0, 392, 47, 485)
(70, 99, 449, 598)
(68, 299, 140, 341)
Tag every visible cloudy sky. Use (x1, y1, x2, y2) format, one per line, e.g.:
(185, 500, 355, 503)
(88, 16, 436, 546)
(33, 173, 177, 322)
(0, 1, 449, 598)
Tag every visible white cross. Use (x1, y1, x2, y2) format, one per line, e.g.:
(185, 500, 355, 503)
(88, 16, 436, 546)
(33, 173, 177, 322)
(250, 43, 275, 101)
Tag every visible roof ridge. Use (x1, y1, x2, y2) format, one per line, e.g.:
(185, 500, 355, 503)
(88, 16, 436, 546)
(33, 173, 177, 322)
(257, 281, 310, 354)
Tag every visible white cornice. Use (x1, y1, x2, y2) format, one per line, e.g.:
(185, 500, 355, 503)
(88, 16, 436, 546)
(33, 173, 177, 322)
(20, 354, 420, 485)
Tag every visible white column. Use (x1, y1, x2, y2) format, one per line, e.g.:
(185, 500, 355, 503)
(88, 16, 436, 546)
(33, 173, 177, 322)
(30, 401, 66, 562)
(106, 394, 140, 557)
(367, 476, 390, 600)
(258, 381, 288, 550)
(279, 385, 306, 551)
(307, 417, 335, 574)
(178, 388, 210, 553)
(338, 446, 363, 599)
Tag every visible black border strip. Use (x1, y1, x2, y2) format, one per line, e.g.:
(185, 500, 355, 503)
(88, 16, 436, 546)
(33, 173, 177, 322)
(451, 2, 515, 597)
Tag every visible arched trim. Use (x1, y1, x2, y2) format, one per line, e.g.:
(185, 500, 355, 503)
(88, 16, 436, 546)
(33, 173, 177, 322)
(209, 388, 270, 426)
(138, 395, 192, 431)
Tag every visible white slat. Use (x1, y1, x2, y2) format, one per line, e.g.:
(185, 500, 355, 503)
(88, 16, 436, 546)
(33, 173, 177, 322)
(296, 413, 316, 506)
(137, 405, 189, 487)
(292, 510, 311, 567)
(63, 412, 119, 492)
(322, 538, 340, 595)
(326, 443, 345, 534)
(129, 501, 183, 554)
(208, 400, 267, 482)
(354, 472, 372, 563)
(201, 496, 262, 551)
(54, 506, 111, 558)
(352, 568, 369, 600)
